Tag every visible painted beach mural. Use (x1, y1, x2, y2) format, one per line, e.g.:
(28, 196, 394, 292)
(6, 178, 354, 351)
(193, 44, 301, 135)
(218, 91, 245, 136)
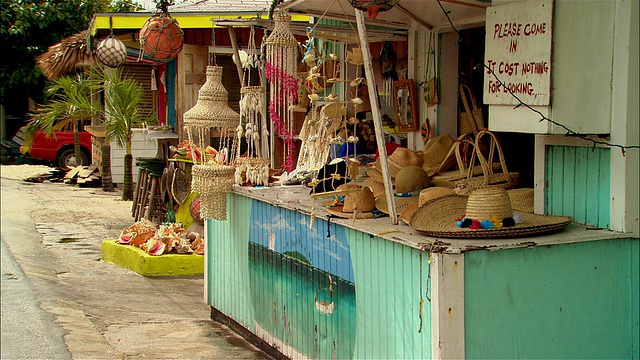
(248, 200, 356, 359)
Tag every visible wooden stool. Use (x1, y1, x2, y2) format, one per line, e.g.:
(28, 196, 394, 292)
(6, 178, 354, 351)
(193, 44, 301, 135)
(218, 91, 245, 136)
(144, 172, 166, 223)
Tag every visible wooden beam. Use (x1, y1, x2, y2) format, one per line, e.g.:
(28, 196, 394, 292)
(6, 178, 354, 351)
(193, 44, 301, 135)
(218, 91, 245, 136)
(226, 26, 244, 85)
(355, 9, 398, 225)
(394, 4, 433, 30)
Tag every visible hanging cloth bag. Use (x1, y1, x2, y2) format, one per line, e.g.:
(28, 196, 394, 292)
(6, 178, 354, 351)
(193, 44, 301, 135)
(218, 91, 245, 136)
(422, 33, 439, 107)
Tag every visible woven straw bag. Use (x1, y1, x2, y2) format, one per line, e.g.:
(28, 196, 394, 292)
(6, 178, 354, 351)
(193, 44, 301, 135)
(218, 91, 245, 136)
(452, 130, 520, 195)
(430, 134, 500, 188)
(458, 84, 484, 135)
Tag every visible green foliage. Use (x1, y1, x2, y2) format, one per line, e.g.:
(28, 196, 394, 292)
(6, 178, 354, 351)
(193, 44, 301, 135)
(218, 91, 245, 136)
(24, 73, 101, 144)
(0, 0, 142, 115)
(102, 68, 151, 152)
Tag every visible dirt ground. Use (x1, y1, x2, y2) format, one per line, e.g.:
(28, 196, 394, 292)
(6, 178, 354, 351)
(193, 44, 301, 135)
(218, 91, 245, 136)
(0, 164, 272, 359)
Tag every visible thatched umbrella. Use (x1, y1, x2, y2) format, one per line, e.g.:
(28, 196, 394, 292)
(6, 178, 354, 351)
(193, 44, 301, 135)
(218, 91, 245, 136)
(37, 30, 97, 80)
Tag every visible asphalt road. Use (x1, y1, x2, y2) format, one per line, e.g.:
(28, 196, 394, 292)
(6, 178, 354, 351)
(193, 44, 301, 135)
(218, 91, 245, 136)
(0, 165, 272, 360)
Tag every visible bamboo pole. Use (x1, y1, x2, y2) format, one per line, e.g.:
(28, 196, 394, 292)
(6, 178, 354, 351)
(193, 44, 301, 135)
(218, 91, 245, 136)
(355, 10, 398, 224)
(227, 27, 244, 84)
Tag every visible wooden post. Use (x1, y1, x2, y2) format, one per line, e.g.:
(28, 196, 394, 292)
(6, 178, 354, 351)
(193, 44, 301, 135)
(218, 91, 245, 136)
(355, 10, 398, 224)
(227, 26, 245, 84)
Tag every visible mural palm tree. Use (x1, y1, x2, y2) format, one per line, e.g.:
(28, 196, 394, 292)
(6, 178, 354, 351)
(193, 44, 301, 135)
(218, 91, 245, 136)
(102, 68, 150, 201)
(26, 73, 99, 167)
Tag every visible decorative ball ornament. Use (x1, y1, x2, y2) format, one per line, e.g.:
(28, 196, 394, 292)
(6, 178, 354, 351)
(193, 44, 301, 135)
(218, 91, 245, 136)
(96, 35, 127, 68)
(139, 14, 184, 60)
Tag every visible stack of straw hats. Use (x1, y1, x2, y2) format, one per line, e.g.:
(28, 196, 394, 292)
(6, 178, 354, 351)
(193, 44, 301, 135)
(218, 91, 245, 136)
(409, 187, 572, 238)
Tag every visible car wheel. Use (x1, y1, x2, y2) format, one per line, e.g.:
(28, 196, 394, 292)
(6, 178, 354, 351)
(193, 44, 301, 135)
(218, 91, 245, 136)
(58, 148, 89, 168)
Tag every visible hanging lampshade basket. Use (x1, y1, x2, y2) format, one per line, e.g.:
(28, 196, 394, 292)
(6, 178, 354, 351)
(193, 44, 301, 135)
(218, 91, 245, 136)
(96, 35, 127, 68)
(183, 65, 240, 148)
(139, 11, 184, 60)
(348, 0, 401, 19)
(191, 163, 235, 220)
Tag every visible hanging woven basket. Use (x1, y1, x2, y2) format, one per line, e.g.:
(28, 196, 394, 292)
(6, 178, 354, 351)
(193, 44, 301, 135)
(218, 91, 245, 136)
(184, 65, 240, 148)
(191, 164, 235, 221)
(139, 13, 184, 60)
(96, 35, 127, 68)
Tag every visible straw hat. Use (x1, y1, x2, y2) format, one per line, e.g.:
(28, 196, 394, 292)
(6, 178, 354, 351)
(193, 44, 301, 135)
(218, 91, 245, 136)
(399, 187, 455, 224)
(388, 148, 424, 178)
(375, 166, 431, 215)
(507, 188, 534, 213)
(362, 177, 386, 199)
(422, 134, 455, 176)
(366, 167, 385, 183)
(409, 187, 572, 238)
(326, 185, 377, 219)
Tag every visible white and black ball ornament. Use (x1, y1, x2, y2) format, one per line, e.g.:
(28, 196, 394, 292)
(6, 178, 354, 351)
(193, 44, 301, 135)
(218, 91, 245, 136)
(96, 36, 127, 68)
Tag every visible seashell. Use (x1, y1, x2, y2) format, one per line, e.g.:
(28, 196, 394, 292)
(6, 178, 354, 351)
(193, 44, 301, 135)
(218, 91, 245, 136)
(351, 97, 364, 104)
(350, 77, 363, 87)
(329, 53, 338, 60)
(347, 117, 360, 125)
(146, 239, 166, 256)
(308, 93, 321, 102)
(330, 136, 345, 144)
(325, 94, 338, 101)
(347, 136, 359, 143)
(174, 241, 193, 254)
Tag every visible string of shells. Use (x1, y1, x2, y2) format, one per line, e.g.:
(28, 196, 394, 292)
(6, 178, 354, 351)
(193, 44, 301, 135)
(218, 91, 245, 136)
(233, 24, 270, 187)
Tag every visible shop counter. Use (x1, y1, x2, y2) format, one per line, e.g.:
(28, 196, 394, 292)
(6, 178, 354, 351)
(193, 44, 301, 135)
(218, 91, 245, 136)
(204, 185, 638, 359)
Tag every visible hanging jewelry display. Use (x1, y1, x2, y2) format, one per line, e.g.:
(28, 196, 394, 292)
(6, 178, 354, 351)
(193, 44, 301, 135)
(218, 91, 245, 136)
(265, 10, 299, 173)
(233, 24, 270, 187)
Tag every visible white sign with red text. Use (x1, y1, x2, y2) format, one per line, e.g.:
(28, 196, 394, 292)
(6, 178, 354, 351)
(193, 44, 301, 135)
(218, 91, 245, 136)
(484, 0, 553, 106)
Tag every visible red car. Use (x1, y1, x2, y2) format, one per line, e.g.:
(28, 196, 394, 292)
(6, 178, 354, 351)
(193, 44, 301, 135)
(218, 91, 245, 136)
(20, 129, 92, 168)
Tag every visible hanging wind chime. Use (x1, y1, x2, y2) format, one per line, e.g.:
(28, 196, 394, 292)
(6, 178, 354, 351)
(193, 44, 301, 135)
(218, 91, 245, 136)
(139, 0, 184, 60)
(184, 28, 238, 221)
(233, 25, 270, 187)
(96, 17, 127, 68)
(265, 10, 299, 173)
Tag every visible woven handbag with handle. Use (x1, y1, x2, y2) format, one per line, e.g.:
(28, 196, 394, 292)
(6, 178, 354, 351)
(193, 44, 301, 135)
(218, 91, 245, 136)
(458, 84, 484, 135)
(452, 129, 520, 195)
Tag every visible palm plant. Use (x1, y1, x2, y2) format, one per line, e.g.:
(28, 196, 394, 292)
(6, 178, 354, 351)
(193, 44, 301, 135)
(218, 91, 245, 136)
(102, 68, 151, 201)
(25, 73, 100, 167)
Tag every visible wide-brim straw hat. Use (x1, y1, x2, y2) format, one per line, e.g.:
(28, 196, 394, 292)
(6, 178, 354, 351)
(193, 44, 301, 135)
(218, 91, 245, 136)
(366, 167, 386, 183)
(375, 166, 431, 215)
(409, 188, 572, 238)
(326, 185, 377, 219)
(399, 187, 455, 224)
(422, 134, 455, 176)
(388, 148, 424, 178)
(362, 177, 386, 199)
(508, 188, 534, 213)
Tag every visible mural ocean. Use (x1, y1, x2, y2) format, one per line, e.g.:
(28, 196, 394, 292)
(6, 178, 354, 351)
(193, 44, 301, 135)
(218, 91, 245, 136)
(248, 201, 356, 359)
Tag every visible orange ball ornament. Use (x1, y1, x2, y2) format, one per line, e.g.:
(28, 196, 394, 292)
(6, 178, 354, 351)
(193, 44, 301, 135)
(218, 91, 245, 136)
(139, 14, 184, 60)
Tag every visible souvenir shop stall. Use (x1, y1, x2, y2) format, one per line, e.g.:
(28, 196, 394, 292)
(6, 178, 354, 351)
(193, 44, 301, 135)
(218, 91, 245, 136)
(105, 0, 638, 357)
(193, 0, 639, 359)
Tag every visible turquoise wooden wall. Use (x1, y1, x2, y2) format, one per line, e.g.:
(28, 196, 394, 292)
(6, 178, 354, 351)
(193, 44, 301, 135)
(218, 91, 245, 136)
(207, 193, 432, 359)
(464, 238, 639, 359)
(346, 228, 432, 359)
(545, 145, 610, 229)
